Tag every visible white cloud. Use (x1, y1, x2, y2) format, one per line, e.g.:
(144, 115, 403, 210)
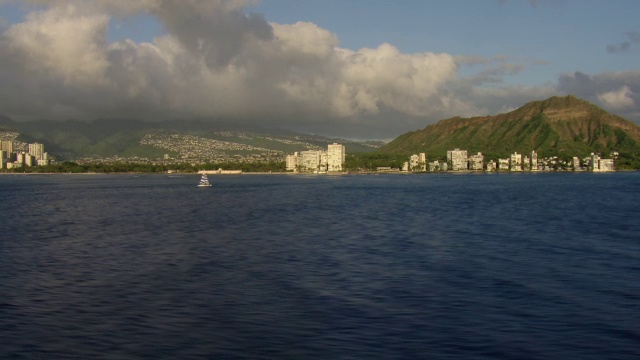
(5, 4, 110, 86)
(334, 43, 458, 116)
(597, 86, 635, 109)
(0, 0, 637, 139)
(0, 2, 460, 132)
(557, 71, 640, 121)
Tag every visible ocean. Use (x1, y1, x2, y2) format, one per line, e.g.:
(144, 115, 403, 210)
(1, 172, 639, 359)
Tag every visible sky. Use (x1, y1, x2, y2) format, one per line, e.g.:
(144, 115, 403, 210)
(0, 0, 639, 140)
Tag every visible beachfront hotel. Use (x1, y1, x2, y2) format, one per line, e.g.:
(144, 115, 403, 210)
(405, 149, 615, 172)
(286, 143, 346, 173)
(0, 140, 50, 169)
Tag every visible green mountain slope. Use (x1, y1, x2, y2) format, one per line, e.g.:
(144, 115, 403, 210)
(381, 96, 640, 164)
(0, 117, 382, 160)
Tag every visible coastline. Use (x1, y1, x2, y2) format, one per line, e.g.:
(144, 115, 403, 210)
(2, 170, 636, 176)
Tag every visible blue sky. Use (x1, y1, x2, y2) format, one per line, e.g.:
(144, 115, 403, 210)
(248, 0, 639, 83)
(0, 0, 639, 139)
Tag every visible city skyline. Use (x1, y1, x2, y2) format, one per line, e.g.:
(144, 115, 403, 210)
(0, 1, 639, 139)
(0, 140, 49, 169)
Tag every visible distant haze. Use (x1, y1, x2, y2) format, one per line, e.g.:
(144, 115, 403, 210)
(0, 0, 639, 139)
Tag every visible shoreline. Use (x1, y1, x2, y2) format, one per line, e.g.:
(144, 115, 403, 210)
(2, 169, 635, 176)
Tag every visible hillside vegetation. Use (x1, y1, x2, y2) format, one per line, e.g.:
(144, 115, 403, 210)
(381, 96, 640, 167)
(0, 117, 382, 161)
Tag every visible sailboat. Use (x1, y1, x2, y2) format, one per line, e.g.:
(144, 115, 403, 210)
(197, 174, 212, 187)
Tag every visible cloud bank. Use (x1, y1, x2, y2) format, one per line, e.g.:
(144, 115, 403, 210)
(559, 71, 640, 121)
(0, 0, 638, 138)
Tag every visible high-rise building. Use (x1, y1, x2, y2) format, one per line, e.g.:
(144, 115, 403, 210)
(530, 150, 538, 171)
(408, 153, 427, 171)
(590, 153, 614, 172)
(510, 152, 522, 171)
(320, 152, 328, 172)
(300, 150, 323, 172)
(600, 159, 614, 172)
(486, 161, 496, 172)
(15, 152, 25, 164)
(28, 143, 45, 160)
(286, 152, 300, 172)
(409, 154, 420, 171)
(327, 143, 345, 172)
(25, 154, 35, 167)
(0, 140, 13, 154)
(285, 143, 345, 173)
(572, 156, 582, 171)
(468, 152, 483, 171)
(498, 158, 510, 171)
(447, 148, 468, 171)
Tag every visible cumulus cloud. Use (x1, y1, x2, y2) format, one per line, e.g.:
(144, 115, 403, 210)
(0, 0, 467, 137)
(0, 0, 637, 139)
(558, 71, 640, 120)
(5, 4, 110, 86)
(597, 86, 635, 109)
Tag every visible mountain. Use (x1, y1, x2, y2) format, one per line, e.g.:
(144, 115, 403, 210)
(0, 118, 383, 161)
(381, 95, 640, 164)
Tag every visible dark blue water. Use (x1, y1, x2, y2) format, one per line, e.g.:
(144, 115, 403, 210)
(1, 172, 639, 359)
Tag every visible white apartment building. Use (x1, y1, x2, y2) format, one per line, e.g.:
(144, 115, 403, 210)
(327, 143, 345, 172)
(498, 158, 510, 171)
(486, 160, 496, 172)
(286, 152, 300, 171)
(419, 153, 426, 171)
(447, 148, 468, 171)
(15, 152, 25, 164)
(468, 152, 483, 171)
(0, 141, 50, 168)
(300, 150, 323, 172)
(320, 152, 328, 172)
(408, 153, 426, 171)
(428, 160, 439, 172)
(286, 143, 346, 173)
(25, 154, 35, 167)
(409, 154, 419, 170)
(530, 151, 538, 171)
(590, 153, 614, 172)
(600, 159, 614, 172)
(572, 156, 582, 171)
(510, 152, 522, 171)
(28, 143, 45, 160)
(0, 140, 13, 154)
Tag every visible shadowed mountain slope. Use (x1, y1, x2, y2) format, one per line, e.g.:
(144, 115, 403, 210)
(0, 118, 382, 159)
